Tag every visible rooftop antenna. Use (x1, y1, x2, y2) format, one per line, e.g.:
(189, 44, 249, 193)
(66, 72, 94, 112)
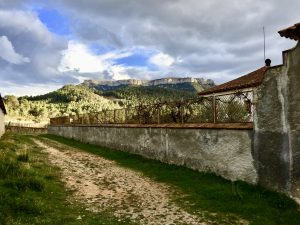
(263, 26, 266, 61)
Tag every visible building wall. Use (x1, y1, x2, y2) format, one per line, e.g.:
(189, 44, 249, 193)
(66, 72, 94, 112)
(48, 125, 257, 183)
(0, 110, 5, 137)
(286, 42, 300, 201)
(254, 41, 300, 201)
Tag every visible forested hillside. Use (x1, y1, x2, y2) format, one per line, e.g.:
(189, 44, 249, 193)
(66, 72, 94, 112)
(4, 85, 119, 123)
(101, 85, 196, 106)
(4, 79, 209, 124)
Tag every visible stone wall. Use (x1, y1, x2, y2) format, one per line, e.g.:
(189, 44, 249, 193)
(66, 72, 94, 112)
(5, 126, 47, 134)
(0, 110, 5, 137)
(48, 125, 257, 184)
(254, 41, 300, 201)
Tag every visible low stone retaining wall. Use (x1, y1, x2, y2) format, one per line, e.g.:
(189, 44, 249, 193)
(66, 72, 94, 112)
(6, 126, 48, 134)
(48, 125, 257, 184)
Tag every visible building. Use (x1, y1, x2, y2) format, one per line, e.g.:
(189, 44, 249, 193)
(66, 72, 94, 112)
(198, 65, 270, 97)
(199, 22, 300, 201)
(0, 94, 7, 137)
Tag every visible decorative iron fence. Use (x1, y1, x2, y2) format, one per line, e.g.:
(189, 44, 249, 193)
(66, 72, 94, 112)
(50, 91, 253, 125)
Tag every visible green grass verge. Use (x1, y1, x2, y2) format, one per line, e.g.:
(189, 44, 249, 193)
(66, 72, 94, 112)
(0, 133, 136, 225)
(42, 134, 300, 225)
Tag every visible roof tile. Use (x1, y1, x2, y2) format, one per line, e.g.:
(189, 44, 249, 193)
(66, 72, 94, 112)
(278, 23, 300, 41)
(198, 66, 269, 95)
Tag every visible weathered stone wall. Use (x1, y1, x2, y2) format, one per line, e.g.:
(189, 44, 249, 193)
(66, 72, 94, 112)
(286, 42, 300, 201)
(5, 126, 47, 134)
(254, 41, 300, 201)
(0, 110, 5, 137)
(48, 125, 257, 183)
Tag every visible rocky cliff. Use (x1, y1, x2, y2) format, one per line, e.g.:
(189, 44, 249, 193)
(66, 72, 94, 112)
(82, 77, 215, 92)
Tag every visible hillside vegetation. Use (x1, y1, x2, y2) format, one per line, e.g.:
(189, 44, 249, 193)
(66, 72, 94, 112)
(101, 85, 196, 106)
(0, 133, 136, 224)
(154, 82, 205, 93)
(4, 85, 119, 123)
(4, 81, 200, 124)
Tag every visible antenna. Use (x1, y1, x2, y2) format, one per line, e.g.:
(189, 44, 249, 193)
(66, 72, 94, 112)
(263, 26, 266, 61)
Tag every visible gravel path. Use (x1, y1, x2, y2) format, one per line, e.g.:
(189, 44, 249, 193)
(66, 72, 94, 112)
(34, 139, 207, 225)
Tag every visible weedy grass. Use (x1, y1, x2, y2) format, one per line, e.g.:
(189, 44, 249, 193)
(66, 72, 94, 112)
(0, 133, 137, 225)
(42, 134, 300, 225)
(17, 151, 29, 162)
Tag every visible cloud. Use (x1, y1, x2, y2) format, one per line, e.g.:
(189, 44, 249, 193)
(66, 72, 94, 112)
(59, 41, 108, 73)
(0, 36, 30, 64)
(1, 0, 300, 96)
(0, 0, 28, 8)
(72, 19, 123, 48)
(50, 0, 299, 80)
(0, 9, 76, 88)
(0, 80, 62, 97)
(149, 53, 174, 69)
(58, 41, 137, 79)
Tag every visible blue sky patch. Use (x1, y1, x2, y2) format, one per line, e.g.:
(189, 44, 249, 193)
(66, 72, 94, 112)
(37, 8, 71, 36)
(115, 54, 149, 67)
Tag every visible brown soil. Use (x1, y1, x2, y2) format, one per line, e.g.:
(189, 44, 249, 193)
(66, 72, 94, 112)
(34, 139, 248, 225)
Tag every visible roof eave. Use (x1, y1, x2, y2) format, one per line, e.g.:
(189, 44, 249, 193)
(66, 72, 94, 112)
(278, 23, 300, 41)
(198, 86, 257, 97)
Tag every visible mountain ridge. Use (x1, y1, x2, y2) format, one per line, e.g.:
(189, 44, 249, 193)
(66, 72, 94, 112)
(82, 77, 215, 92)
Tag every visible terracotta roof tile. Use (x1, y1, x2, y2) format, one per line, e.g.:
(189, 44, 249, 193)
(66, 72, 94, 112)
(198, 66, 269, 96)
(278, 23, 300, 41)
(0, 95, 7, 115)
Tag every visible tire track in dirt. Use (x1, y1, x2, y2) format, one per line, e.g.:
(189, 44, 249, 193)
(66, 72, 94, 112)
(34, 139, 208, 225)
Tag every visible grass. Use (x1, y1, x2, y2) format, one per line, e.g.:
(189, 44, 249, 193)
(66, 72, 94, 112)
(0, 133, 137, 225)
(41, 134, 300, 225)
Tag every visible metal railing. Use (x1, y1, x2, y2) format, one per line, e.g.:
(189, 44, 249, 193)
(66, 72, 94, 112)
(50, 91, 253, 125)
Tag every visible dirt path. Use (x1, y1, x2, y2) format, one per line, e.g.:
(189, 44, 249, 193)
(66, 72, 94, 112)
(34, 139, 207, 225)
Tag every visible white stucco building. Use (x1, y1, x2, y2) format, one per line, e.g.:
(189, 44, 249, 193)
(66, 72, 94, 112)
(0, 95, 7, 137)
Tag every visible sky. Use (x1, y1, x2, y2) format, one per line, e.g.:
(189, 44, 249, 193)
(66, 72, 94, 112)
(0, 0, 299, 96)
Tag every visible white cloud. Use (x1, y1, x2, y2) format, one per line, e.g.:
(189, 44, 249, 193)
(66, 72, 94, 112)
(58, 41, 137, 81)
(51, 0, 300, 82)
(57, 41, 149, 82)
(0, 10, 56, 46)
(149, 53, 174, 69)
(1, 0, 300, 96)
(0, 36, 30, 64)
(0, 9, 74, 86)
(0, 82, 62, 97)
(58, 41, 108, 73)
(109, 65, 131, 80)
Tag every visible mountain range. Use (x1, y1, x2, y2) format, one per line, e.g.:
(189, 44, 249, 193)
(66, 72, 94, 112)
(81, 77, 215, 93)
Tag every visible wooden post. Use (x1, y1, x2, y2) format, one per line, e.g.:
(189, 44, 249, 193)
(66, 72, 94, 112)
(157, 108, 160, 124)
(181, 106, 184, 124)
(125, 108, 127, 124)
(113, 110, 116, 123)
(213, 96, 217, 123)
